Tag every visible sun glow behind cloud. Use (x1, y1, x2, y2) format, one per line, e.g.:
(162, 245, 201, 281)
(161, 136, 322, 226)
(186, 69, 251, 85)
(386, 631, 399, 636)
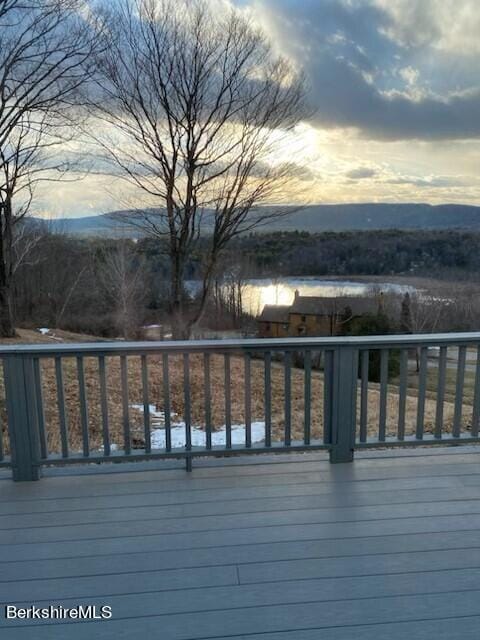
(31, 0, 480, 217)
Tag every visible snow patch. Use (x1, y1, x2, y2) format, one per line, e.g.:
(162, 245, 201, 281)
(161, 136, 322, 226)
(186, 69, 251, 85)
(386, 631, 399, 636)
(130, 404, 265, 449)
(95, 442, 119, 454)
(150, 421, 265, 449)
(38, 328, 50, 335)
(130, 404, 168, 423)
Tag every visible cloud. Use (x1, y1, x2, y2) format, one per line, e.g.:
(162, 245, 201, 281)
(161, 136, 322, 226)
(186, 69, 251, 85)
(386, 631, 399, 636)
(375, 0, 480, 55)
(346, 167, 376, 179)
(251, 0, 480, 141)
(384, 174, 474, 188)
(37, 0, 480, 214)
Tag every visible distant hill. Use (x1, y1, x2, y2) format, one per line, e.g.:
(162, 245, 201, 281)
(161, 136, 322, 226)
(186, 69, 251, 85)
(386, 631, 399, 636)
(33, 203, 480, 237)
(266, 203, 480, 232)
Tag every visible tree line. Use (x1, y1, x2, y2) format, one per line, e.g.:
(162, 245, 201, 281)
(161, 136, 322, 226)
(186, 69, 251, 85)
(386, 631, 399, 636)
(227, 230, 480, 279)
(10, 227, 480, 340)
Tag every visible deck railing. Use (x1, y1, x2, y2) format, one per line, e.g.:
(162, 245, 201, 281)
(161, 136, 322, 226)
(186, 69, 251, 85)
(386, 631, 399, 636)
(1, 333, 480, 480)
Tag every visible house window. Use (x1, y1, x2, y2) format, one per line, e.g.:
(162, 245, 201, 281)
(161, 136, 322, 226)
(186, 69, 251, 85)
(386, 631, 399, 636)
(298, 325, 306, 335)
(282, 323, 289, 330)
(301, 315, 306, 322)
(265, 323, 271, 331)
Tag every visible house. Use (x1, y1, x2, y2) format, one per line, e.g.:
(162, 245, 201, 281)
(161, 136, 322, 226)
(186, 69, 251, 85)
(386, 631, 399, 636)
(258, 290, 381, 338)
(257, 305, 291, 338)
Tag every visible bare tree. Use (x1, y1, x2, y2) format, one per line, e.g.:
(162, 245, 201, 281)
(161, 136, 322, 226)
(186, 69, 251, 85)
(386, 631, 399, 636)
(0, 0, 102, 336)
(92, 0, 306, 338)
(97, 241, 145, 339)
(401, 292, 443, 371)
(407, 293, 443, 335)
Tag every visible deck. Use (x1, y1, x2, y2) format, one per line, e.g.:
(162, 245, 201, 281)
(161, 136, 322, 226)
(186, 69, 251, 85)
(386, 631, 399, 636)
(1, 448, 480, 639)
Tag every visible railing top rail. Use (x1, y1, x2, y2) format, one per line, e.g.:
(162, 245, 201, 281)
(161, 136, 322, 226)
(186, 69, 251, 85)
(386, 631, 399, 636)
(1, 332, 480, 356)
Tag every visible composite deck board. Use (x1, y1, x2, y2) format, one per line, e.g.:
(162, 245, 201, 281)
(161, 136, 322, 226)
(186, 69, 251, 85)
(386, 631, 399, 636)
(3, 456, 480, 502)
(0, 448, 477, 485)
(4, 514, 480, 559)
(0, 473, 469, 516)
(0, 528, 479, 566)
(3, 567, 480, 623)
(1, 450, 480, 638)
(3, 498, 480, 546)
(4, 537, 480, 584)
(5, 482, 480, 526)
(0, 468, 476, 509)
(0, 488, 479, 537)
(4, 493, 480, 533)
(0, 465, 475, 511)
(0, 478, 478, 515)
(3, 591, 480, 639)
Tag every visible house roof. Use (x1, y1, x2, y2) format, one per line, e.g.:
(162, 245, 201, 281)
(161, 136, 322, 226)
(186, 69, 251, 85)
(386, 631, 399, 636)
(290, 295, 379, 317)
(258, 296, 379, 323)
(258, 305, 291, 323)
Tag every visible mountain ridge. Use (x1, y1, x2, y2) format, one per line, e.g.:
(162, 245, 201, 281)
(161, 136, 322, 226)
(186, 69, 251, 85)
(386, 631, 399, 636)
(32, 202, 480, 236)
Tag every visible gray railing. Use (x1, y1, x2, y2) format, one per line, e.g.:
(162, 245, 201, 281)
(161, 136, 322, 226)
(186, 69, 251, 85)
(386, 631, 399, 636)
(1, 333, 480, 480)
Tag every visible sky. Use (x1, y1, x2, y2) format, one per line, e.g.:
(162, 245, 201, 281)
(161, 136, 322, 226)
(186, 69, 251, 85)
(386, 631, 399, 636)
(36, 0, 480, 217)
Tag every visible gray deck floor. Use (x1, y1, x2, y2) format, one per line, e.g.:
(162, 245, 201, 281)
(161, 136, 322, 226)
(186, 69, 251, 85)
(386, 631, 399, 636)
(2, 448, 480, 639)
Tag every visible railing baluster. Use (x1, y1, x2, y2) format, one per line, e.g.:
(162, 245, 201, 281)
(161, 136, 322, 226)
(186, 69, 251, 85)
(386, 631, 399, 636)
(120, 355, 131, 455)
(244, 353, 252, 448)
(264, 351, 272, 447)
(224, 353, 232, 449)
(378, 349, 388, 442)
(0, 361, 4, 462)
(284, 351, 292, 446)
(453, 345, 466, 438)
(323, 350, 333, 444)
(162, 353, 171, 452)
(204, 353, 212, 450)
(471, 345, 480, 437)
(33, 357, 48, 459)
(397, 349, 408, 441)
(55, 356, 69, 458)
(183, 353, 192, 470)
(76, 356, 89, 457)
(435, 346, 447, 439)
(304, 350, 312, 445)
(141, 355, 151, 454)
(359, 350, 369, 443)
(98, 355, 110, 456)
(416, 347, 428, 440)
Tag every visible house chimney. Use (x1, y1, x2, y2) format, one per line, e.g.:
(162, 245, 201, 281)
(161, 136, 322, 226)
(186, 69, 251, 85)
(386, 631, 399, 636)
(294, 289, 300, 301)
(378, 291, 384, 310)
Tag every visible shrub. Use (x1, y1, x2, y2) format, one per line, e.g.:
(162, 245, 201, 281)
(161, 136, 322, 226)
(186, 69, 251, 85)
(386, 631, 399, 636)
(346, 312, 400, 382)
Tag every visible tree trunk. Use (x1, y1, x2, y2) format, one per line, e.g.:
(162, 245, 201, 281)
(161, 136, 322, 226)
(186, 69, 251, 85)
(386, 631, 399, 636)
(0, 196, 16, 337)
(171, 301, 190, 339)
(0, 284, 15, 337)
(170, 260, 190, 340)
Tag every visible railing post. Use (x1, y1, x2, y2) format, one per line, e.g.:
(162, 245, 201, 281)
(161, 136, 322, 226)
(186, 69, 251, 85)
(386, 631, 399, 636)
(4, 355, 42, 481)
(329, 346, 358, 464)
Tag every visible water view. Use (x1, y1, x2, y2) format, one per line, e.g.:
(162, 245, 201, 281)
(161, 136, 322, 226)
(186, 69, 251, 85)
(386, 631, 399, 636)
(240, 277, 417, 316)
(187, 277, 417, 316)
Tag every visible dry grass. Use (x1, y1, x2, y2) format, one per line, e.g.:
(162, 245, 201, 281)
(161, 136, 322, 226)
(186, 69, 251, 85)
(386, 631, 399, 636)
(0, 327, 103, 345)
(0, 329, 476, 456)
(29, 355, 477, 455)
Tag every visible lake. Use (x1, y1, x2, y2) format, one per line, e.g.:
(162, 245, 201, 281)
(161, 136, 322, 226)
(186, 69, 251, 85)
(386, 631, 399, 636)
(187, 276, 417, 316)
